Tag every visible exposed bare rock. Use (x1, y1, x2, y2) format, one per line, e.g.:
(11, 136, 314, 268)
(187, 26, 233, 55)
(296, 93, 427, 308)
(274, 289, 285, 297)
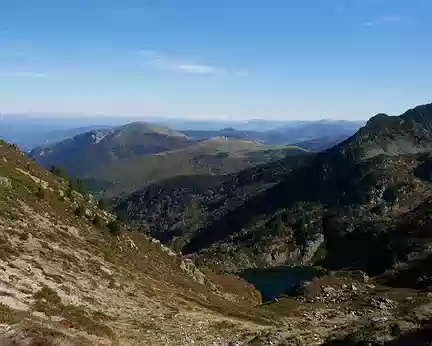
(302, 233, 325, 264)
(180, 258, 206, 284)
(0, 176, 12, 188)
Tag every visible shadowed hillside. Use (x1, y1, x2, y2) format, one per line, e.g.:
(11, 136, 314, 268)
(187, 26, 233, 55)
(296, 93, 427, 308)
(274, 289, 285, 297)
(179, 104, 432, 271)
(115, 103, 432, 274)
(114, 153, 313, 249)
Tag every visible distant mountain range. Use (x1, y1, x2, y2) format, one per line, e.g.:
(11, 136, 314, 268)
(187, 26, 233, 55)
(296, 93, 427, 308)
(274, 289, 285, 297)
(157, 118, 364, 133)
(1, 114, 363, 151)
(29, 122, 309, 197)
(184, 120, 362, 146)
(0, 114, 115, 151)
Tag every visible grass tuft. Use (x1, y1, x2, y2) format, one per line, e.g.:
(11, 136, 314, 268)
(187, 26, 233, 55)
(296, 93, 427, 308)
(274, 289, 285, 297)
(0, 303, 27, 324)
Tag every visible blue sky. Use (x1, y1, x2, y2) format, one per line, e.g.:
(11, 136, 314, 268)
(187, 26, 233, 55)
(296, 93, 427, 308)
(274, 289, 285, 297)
(0, 0, 431, 120)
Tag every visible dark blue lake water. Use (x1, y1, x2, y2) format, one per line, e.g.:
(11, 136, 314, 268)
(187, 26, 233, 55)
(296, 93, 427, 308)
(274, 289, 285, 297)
(239, 266, 320, 302)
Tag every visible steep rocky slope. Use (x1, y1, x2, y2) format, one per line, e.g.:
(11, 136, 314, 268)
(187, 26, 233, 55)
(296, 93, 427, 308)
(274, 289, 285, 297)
(185, 153, 432, 272)
(190, 105, 432, 271)
(183, 103, 432, 272)
(0, 139, 279, 345)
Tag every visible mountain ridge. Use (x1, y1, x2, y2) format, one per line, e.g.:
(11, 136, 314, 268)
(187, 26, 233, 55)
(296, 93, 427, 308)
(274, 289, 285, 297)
(115, 102, 432, 276)
(181, 103, 432, 270)
(29, 122, 309, 197)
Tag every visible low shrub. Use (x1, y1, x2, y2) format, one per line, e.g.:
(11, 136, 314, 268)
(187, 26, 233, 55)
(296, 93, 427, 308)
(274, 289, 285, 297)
(74, 205, 86, 217)
(107, 221, 122, 235)
(92, 215, 104, 228)
(35, 187, 45, 199)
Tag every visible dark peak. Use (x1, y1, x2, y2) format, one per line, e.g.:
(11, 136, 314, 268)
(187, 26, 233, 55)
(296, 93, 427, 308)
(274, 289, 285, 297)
(347, 102, 432, 152)
(406, 102, 432, 114)
(363, 113, 390, 129)
(400, 102, 432, 124)
(363, 103, 432, 130)
(368, 112, 389, 121)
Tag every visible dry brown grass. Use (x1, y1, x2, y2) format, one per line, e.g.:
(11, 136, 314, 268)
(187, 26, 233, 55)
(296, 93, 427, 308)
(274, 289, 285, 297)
(0, 141, 294, 343)
(0, 319, 96, 346)
(204, 270, 262, 304)
(56, 305, 115, 339)
(32, 285, 114, 339)
(260, 297, 301, 317)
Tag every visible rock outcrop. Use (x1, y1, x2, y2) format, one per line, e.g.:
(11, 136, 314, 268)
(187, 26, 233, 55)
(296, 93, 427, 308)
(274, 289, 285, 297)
(0, 176, 12, 188)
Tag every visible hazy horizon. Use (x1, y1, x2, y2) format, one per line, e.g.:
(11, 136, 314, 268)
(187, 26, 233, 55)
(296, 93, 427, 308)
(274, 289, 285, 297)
(1, 1, 431, 120)
(0, 112, 368, 123)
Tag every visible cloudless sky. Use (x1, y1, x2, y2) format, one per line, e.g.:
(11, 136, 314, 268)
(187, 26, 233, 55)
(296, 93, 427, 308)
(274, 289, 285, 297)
(0, 0, 431, 120)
